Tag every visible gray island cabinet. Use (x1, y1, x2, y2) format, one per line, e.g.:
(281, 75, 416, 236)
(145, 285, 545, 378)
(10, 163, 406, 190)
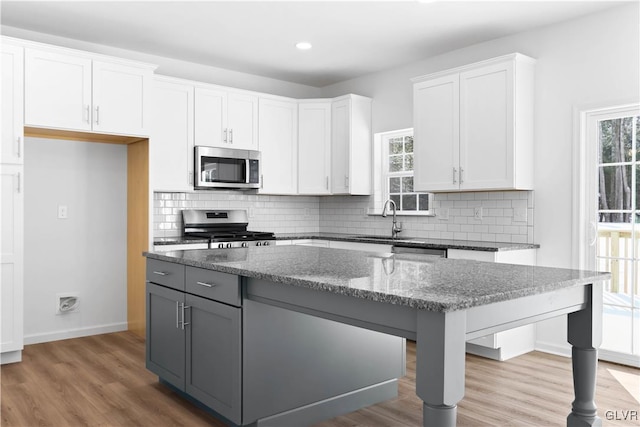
(144, 246, 610, 427)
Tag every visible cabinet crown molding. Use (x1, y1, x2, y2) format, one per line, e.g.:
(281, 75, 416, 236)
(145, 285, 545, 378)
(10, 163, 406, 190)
(2, 35, 158, 71)
(410, 52, 536, 84)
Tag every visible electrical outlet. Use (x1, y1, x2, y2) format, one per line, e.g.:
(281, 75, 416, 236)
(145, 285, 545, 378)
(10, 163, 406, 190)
(474, 207, 483, 220)
(514, 208, 527, 222)
(58, 205, 68, 219)
(438, 208, 449, 220)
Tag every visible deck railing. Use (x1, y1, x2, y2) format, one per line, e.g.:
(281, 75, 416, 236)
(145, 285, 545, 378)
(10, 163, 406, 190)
(597, 226, 640, 295)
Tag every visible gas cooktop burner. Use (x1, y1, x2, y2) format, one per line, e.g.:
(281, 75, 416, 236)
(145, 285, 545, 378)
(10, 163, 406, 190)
(181, 209, 275, 249)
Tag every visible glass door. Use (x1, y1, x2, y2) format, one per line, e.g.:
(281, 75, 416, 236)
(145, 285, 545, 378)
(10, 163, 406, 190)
(596, 113, 640, 366)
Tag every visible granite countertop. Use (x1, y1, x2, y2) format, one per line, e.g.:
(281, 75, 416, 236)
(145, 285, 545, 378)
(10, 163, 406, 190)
(155, 232, 539, 252)
(144, 246, 608, 313)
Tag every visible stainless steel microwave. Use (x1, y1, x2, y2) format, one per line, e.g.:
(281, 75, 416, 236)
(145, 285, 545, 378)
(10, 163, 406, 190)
(194, 146, 261, 189)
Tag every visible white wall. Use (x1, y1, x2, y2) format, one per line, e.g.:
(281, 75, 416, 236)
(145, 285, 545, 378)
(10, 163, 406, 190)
(321, 3, 640, 355)
(24, 138, 127, 343)
(1, 26, 322, 99)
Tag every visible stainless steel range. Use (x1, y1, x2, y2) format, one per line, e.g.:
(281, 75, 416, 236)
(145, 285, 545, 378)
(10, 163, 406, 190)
(182, 209, 275, 249)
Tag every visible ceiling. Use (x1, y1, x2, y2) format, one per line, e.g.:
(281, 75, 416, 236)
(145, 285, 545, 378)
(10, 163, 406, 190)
(0, 1, 629, 87)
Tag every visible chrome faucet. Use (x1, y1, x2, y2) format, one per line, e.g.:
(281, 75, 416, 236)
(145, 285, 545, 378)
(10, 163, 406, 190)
(382, 199, 402, 239)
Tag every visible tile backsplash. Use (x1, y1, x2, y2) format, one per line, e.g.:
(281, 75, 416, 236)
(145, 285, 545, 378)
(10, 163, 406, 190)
(153, 192, 320, 237)
(154, 190, 534, 244)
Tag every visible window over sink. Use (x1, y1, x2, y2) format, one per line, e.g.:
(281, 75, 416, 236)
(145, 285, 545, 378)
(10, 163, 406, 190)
(369, 128, 434, 216)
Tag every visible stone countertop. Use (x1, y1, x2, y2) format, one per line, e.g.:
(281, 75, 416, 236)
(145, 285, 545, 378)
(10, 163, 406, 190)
(144, 246, 607, 313)
(154, 232, 539, 251)
(274, 233, 539, 252)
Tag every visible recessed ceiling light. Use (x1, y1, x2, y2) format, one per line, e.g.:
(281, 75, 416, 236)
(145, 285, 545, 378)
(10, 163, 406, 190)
(296, 42, 312, 50)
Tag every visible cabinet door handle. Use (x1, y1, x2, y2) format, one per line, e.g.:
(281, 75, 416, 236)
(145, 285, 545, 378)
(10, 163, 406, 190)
(181, 304, 191, 329)
(196, 281, 215, 288)
(16, 136, 21, 159)
(260, 174, 264, 189)
(16, 172, 21, 193)
(223, 128, 227, 143)
(344, 175, 349, 188)
(326, 176, 329, 190)
(229, 129, 233, 144)
(175, 301, 180, 329)
(95, 106, 100, 125)
(460, 167, 464, 184)
(152, 271, 168, 276)
(84, 105, 90, 124)
(453, 167, 457, 184)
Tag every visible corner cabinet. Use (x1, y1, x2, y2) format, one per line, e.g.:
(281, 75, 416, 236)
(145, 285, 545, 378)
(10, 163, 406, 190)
(258, 97, 298, 194)
(194, 86, 258, 150)
(298, 100, 332, 195)
(24, 47, 155, 137)
(331, 95, 372, 195)
(150, 76, 194, 192)
(413, 53, 535, 192)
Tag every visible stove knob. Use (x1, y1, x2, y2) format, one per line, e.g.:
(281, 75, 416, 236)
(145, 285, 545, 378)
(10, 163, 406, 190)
(241, 242, 248, 248)
(256, 242, 262, 246)
(226, 243, 232, 248)
(218, 243, 224, 249)
(263, 241, 270, 246)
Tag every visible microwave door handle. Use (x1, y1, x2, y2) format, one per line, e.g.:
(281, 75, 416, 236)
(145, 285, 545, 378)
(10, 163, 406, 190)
(245, 159, 251, 185)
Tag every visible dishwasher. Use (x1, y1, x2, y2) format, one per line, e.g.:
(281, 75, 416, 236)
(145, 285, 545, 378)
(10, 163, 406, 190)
(391, 245, 447, 258)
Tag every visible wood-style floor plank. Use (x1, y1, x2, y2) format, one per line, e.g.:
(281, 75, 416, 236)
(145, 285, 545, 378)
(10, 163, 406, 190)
(1, 332, 638, 426)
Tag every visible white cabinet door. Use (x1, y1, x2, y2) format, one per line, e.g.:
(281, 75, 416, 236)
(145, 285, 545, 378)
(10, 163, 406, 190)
(151, 78, 194, 192)
(298, 102, 331, 194)
(331, 98, 350, 194)
(1, 44, 24, 165)
(0, 165, 24, 358)
(412, 54, 534, 192)
(194, 87, 227, 147)
(258, 98, 297, 194)
(459, 61, 514, 190)
(92, 60, 151, 136)
(227, 92, 258, 150)
(331, 95, 372, 195)
(413, 74, 459, 192)
(24, 48, 92, 131)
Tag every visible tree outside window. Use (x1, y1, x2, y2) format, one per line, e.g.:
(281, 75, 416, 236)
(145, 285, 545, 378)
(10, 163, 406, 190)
(383, 130, 432, 213)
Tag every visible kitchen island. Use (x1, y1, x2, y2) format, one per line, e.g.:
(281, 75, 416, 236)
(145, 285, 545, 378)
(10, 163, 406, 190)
(144, 245, 609, 427)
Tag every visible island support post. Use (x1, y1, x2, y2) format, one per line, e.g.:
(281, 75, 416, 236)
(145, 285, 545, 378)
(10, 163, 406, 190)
(567, 283, 603, 427)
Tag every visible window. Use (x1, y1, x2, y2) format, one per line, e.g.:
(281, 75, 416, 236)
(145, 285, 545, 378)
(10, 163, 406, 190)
(381, 129, 432, 214)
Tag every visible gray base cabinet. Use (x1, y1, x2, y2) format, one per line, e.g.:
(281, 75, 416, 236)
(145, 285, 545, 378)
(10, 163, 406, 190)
(145, 259, 403, 426)
(146, 265, 242, 424)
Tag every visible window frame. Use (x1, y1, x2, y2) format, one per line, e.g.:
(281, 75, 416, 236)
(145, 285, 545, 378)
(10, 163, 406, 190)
(369, 128, 434, 217)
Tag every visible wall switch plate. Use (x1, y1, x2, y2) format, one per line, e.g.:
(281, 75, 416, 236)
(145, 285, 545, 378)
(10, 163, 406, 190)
(58, 205, 68, 219)
(474, 207, 483, 220)
(514, 208, 527, 222)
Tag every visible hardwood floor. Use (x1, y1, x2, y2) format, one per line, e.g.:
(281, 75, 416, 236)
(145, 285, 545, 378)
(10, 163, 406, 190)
(1, 332, 638, 426)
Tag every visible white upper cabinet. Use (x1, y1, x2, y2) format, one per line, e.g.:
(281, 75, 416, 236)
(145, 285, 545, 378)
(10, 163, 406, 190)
(92, 60, 151, 136)
(194, 87, 258, 151)
(298, 101, 331, 195)
(258, 97, 298, 194)
(331, 95, 372, 195)
(413, 53, 535, 192)
(24, 47, 154, 137)
(151, 77, 194, 192)
(1, 43, 24, 165)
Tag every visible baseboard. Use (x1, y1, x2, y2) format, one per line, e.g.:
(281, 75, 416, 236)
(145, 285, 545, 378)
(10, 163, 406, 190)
(1, 350, 22, 364)
(255, 379, 398, 427)
(24, 322, 128, 345)
(534, 340, 571, 358)
(466, 342, 502, 361)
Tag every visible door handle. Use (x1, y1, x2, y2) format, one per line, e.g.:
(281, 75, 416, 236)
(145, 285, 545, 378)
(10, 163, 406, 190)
(229, 129, 233, 144)
(196, 281, 215, 288)
(460, 167, 464, 184)
(16, 172, 21, 193)
(95, 106, 100, 125)
(152, 271, 168, 276)
(453, 167, 457, 184)
(223, 128, 228, 143)
(175, 301, 180, 329)
(181, 304, 191, 329)
(16, 136, 21, 159)
(84, 105, 90, 124)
